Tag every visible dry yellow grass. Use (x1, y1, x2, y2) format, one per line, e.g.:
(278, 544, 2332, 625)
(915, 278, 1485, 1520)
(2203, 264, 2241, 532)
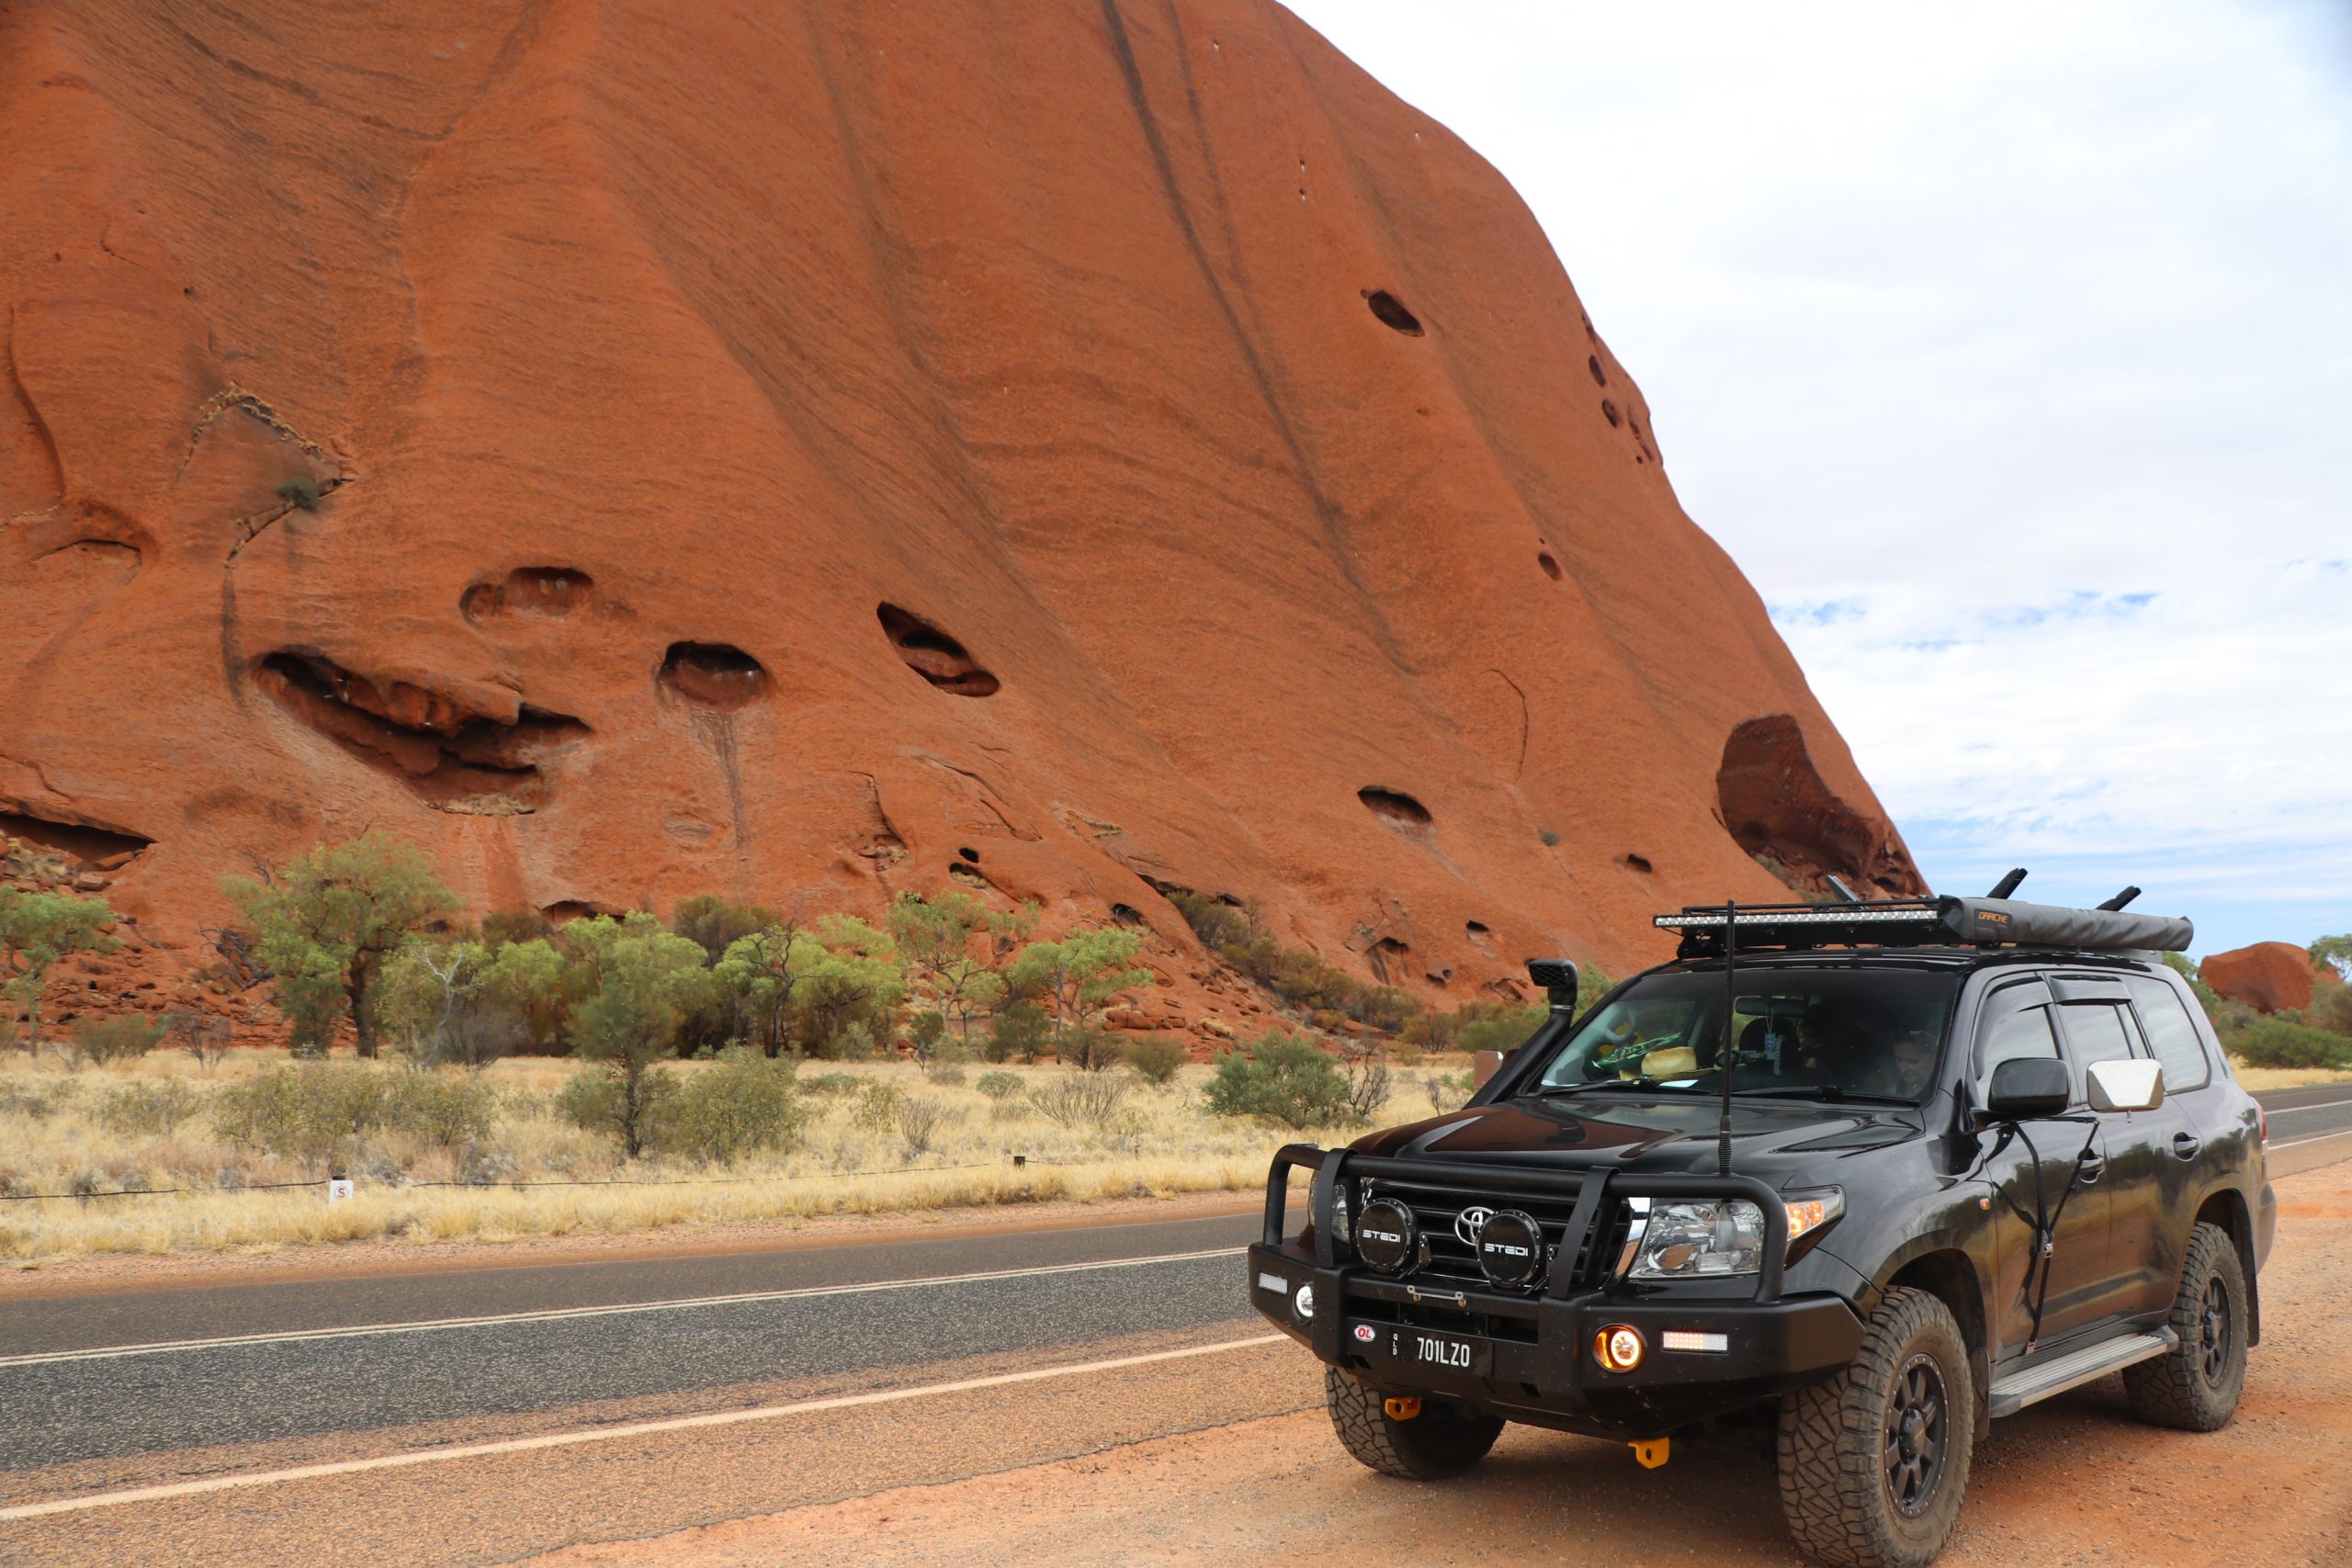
(2229, 1063, 2352, 1091)
(0, 1047, 1480, 1263)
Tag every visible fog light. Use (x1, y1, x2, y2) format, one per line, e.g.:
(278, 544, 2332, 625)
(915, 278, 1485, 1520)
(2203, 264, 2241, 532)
(1660, 1330, 1728, 1353)
(1295, 1283, 1316, 1320)
(1593, 1324, 1645, 1372)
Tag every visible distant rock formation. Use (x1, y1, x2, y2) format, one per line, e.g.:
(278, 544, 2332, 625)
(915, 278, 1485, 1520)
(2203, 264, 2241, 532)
(2203, 942, 2320, 1016)
(0, 0, 1922, 1006)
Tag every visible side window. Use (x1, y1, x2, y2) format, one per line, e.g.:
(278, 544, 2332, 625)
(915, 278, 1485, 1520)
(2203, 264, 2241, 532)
(2056, 1003, 2138, 1101)
(1975, 988, 2061, 1082)
(2126, 976, 2211, 1091)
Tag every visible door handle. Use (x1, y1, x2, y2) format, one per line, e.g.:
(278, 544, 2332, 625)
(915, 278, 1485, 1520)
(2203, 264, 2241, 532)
(2172, 1133, 2201, 1161)
(2075, 1153, 2105, 1185)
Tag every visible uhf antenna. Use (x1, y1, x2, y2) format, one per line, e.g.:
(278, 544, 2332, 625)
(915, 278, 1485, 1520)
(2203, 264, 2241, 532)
(1718, 899, 1736, 1178)
(1986, 867, 2028, 899)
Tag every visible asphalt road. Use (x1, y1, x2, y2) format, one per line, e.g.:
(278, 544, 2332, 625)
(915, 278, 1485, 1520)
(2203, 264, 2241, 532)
(1, 1085, 2343, 1527)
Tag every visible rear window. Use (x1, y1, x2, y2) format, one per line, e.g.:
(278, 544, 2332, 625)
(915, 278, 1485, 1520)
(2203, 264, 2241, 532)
(2127, 976, 2212, 1091)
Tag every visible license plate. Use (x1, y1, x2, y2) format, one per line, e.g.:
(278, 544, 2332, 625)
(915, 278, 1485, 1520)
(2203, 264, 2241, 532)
(1380, 1326, 1489, 1378)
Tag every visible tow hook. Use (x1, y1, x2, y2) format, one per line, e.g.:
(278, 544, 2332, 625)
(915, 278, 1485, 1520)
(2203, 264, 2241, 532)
(1383, 1396, 1422, 1421)
(1631, 1438, 1671, 1469)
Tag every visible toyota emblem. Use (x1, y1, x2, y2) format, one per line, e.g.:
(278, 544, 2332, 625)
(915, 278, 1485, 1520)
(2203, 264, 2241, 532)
(1453, 1206, 1496, 1247)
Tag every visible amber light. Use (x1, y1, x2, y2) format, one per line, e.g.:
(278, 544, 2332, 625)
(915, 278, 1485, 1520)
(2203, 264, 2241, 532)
(1593, 1324, 1645, 1373)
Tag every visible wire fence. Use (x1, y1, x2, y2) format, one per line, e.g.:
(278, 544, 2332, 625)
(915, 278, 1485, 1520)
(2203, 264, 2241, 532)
(0, 1151, 1150, 1204)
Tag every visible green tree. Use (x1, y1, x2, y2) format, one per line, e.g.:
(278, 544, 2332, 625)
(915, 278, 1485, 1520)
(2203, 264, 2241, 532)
(2310, 935, 2352, 985)
(223, 832, 459, 1058)
(715, 915, 827, 1056)
(884, 892, 1033, 1043)
(784, 915, 903, 1059)
(0, 886, 118, 1052)
(379, 934, 565, 1066)
(558, 915, 710, 1156)
(668, 894, 775, 964)
(1004, 927, 1153, 1059)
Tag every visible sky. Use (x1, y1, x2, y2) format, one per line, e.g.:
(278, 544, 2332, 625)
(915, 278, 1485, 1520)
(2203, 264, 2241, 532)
(1284, 0, 2352, 959)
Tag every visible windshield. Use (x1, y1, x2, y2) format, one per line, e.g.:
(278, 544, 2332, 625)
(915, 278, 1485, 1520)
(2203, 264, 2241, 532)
(1531, 966, 1961, 1102)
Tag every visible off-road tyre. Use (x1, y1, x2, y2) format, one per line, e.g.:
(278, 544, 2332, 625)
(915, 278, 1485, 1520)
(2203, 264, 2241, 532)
(2121, 1220, 2246, 1431)
(1324, 1366, 1503, 1480)
(1778, 1286, 1974, 1568)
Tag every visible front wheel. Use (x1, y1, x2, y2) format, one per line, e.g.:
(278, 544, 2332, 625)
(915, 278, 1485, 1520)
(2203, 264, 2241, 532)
(2121, 1220, 2246, 1431)
(1778, 1286, 1974, 1568)
(1324, 1367, 1503, 1479)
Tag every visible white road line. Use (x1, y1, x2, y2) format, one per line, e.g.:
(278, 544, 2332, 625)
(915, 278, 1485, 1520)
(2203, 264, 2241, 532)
(2269, 1126, 2352, 1152)
(0, 1332, 1291, 1522)
(2264, 1094, 2352, 1117)
(0, 1246, 1246, 1369)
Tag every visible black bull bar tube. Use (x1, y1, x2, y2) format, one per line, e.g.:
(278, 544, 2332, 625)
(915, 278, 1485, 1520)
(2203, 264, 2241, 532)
(1261, 1143, 1793, 1301)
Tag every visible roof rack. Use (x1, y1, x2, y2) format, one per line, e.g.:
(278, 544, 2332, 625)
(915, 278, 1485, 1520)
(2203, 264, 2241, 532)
(1656, 893, 2191, 958)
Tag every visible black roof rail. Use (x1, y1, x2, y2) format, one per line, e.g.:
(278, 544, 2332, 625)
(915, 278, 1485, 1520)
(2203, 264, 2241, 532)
(1656, 894, 2190, 958)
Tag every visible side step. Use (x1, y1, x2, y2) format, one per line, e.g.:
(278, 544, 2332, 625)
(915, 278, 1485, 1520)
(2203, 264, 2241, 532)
(1988, 1329, 2177, 1418)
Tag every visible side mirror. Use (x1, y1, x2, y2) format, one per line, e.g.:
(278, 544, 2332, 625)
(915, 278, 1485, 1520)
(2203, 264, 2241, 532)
(1984, 1056, 2070, 1122)
(2086, 1057, 2165, 1113)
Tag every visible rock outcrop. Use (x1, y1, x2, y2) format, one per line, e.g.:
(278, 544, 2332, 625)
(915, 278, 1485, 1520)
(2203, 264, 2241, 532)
(0, 0, 1922, 1004)
(2203, 942, 2319, 1017)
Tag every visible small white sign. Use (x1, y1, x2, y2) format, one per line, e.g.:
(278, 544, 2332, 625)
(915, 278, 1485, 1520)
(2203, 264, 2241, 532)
(326, 1179, 356, 1203)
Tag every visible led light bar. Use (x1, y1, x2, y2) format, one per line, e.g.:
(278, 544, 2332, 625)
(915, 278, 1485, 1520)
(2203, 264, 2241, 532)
(1660, 1330, 1729, 1354)
(1655, 908, 1939, 929)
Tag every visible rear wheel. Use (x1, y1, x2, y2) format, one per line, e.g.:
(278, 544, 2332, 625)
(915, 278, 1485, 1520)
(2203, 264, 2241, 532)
(1324, 1367, 1503, 1479)
(1778, 1286, 1974, 1568)
(2122, 1220, 2246, 1431)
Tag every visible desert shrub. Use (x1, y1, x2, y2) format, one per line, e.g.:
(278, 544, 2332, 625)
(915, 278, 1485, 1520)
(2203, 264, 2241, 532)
(986, 1002, 1051, 1064)
(93, 1080, 206, 1135)
(1060, 1028, 1125, 1072)
(1344, 986, 1421, 1033)
(1026, 1070, 1130, 1131)
(1340, 1048, 1393, 1121)
(0, 1079, 76, 1120)
(1423, 1069, 1473, 1111)
(1125, 1035, 1187, 1086)
(2230, 1017, 2352, 1071)
(72, 1015, 167, 1065)
(2307, 982, 2352, 1040)
(922, 1061, 967, 1088)
(908, 1010, 947, 1056)
(975, 1070, 1024, 1100)
(555, 1066, 677, 1149)
(380, 1071, 498, 1147)
(1453, 1002, 1547, 1058)
(849, 1078, 908, 1134)
(802, 1071, 860, 1096)
(213, 1063, 390, 1166)
(894, 1096, 956, 1159)
(662, 1047, 808, 1163)
(1539, 828, 1560, 847)
(164, 1009, 234, 1070)
(277, 477, 321, 509)
(811, 1020, 880, 1062)
(1204, 1032, 1351, 1129)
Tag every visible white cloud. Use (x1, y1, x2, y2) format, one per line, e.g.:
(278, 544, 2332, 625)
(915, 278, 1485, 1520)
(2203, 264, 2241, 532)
(1285, 0, 2352, 953)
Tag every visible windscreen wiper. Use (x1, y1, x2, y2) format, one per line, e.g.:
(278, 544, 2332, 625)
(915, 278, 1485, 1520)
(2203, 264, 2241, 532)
(1731, 1084, 1848, 1101)
(1541, 1078, 1669, 1096)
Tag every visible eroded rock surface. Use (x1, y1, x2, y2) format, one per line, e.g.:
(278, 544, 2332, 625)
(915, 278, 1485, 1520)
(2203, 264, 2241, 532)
(2203, 942, 2320, 1017)
(0, 0, 1920, 997)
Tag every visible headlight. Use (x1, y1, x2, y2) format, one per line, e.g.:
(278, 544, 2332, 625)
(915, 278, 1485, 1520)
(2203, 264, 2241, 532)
(1628, 1200, 1767, 1278)
(1330, 1182, 1352, 1244)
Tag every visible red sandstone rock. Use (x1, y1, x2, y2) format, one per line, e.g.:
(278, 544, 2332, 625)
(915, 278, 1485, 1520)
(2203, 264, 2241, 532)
(0, 0, 1921, 1007)
(2203, 942, 2319, 1016)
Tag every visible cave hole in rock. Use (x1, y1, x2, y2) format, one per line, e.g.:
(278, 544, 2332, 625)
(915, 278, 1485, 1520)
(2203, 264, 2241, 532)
(877, 604, 999, 696)
(660, 642, 769, 711)
(1601, 399, 1622, 428)
(256, 650, 587, 810)
(1110, 903, 1147, 928)
(1588, 355, 1607, 387)
(1365, 937, 1411, 987)
(1537, 551, 1561, 581)
(1623, 853, 1653, 874)
(1716, 715, 1925, 898)
(541, 900, 620, 925)
(1358, 786, 1433, 836)
(0, 810, 152, 872)
(957, 846, 981, 863)
(463, 567, 594, 622)
(1363, 289, 1423, 336)
(1464, 919, 1491, 936)
(948, 861, 990, 888)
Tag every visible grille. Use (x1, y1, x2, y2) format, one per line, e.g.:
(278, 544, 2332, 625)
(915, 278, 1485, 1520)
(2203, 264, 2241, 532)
(1359, 1176, 1626, 1296)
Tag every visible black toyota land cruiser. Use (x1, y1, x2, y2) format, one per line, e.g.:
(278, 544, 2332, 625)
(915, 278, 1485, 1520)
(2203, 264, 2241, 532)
(1246, 883, 2275, 1568)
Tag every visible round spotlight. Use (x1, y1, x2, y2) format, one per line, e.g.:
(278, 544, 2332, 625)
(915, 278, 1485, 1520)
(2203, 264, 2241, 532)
(1474, 1208, 1546, 1289)
(1294, 1283, 1316, 1320)
(1593, 1324, 1645, 1373)
(1353, 1198, 1419, 1274)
